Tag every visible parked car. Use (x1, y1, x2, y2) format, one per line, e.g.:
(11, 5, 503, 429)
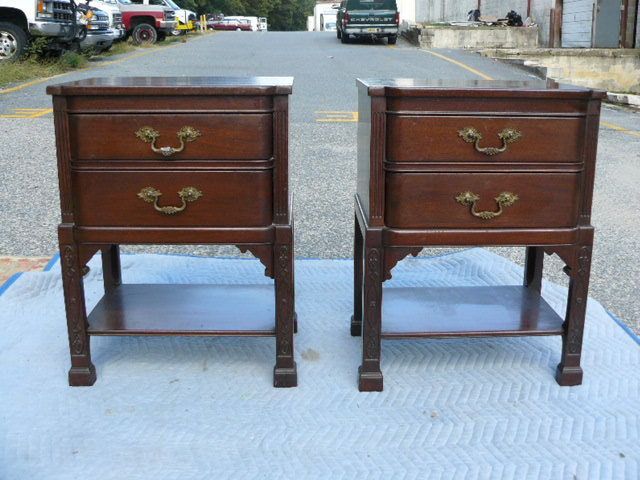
(0, 0, 80, 61)
(86, 0, 126, 41)
(210, 18, 251, 31)
(225, 16, 258, 31)
(336, 0, 399, 44)
(116, 0, 176, 43)
(130, 0, 195, 35)
(78, 7, 117, 52)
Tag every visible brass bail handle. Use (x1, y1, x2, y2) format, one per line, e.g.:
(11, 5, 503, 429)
(135, 126, 201, 157)
(458, 127, 522, 156)
(455, 191, 519, 220)
(137, 186, 203, 215)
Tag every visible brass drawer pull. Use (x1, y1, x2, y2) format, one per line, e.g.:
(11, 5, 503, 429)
(135, 126, 201, 157)
(458, 127, 522, 156)
(455, 191, 518, 220)
(137, 186, 202, 215)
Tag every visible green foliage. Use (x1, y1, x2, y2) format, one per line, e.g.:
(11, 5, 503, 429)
(59, 51, 88, 69)
(26, 36, 53, 58)
(179, 0, 315, 30)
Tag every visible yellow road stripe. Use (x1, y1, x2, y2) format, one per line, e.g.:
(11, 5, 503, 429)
(0, 73, 69, 95)
(0, 108, 52, 118)
(601, 120, 640, 138)
(420, 49, 494, 81)
(315, 111, 358, 122)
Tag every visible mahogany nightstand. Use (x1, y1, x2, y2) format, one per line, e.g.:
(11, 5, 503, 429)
(48, 77, 297, 388)
(352, 78, 604, 391)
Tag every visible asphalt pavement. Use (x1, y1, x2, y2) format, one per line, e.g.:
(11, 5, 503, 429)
(0, 32, 639, 332)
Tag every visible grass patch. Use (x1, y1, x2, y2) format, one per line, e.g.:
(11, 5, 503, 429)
(0, 59, 70, 88)
(0, 33, 196, 89)
(100, 40, 137, 57)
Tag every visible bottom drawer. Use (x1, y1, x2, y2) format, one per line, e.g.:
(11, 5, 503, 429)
(385, 172, 580, 229)
(72, 170, 273, 227)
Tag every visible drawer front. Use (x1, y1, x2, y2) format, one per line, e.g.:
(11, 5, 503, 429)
(72, 170, 273, 227)
(387, 116, 583, 163)
(70, 114, 272, 161)
(385, 172, 580, 229)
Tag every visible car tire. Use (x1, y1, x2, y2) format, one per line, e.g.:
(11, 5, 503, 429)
(0, 22, 27, 62)
(341, 33, 349, 44)
(388, 35, 397, 45)
(131, 23, 157, 45)
(157, 32, 166, 42)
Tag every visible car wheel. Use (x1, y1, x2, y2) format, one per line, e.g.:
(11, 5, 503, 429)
(0, 22, 27, 61)
(157, 32, 166, 42)
(131, 23, 157, 45)
(236, 27, 241, 31)
(341, 33, 349, 44)
(388, 35, 397, 45)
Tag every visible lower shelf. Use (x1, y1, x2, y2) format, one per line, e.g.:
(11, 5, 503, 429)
(381, 286, 564, 338)
(87, 284, 276, 336)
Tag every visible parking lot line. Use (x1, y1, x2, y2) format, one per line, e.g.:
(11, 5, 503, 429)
(421, 49, 494, 81)
(316, 111, 358, 122)
(600, 120, 640, 138)
(0, 108, 53, 119)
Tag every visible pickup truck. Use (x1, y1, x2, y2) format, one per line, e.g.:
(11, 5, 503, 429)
(116, 0, 176, 44)
(336, 0, 399, 45)
(0, 0, 79, 61)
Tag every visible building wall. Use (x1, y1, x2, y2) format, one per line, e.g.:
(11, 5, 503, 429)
(636, 0, 640, 47)
(398, 0, 416, 24)
(414, 0, 553, 45)
(415, 0, 476, 23)
(561, 0, 594, 47)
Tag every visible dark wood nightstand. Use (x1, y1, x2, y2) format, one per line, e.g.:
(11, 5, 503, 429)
(48, 77, 297, 388)
(352, 78, 604, 391)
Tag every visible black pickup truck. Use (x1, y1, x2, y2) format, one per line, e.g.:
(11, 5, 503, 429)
(336, 0, 399, 45)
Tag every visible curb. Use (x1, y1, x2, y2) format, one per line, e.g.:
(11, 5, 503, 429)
(480, 52, 640, 109)
(606, 92, 640, 108)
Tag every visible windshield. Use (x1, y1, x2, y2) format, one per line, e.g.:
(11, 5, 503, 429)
(117, 0, 132, 4)
(165, 0, 180, 9)
(347, 0, 397, 9)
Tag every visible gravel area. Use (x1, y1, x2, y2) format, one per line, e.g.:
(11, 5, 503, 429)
(0, 32, 638, 333)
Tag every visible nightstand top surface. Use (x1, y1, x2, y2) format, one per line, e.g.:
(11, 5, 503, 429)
(357, 78, 605, 98)
(47, 76, 294, 96)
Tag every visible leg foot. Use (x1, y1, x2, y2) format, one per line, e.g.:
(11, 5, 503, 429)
(350, 315, 362, 336)
(68, 364, 97, 386)
(555, 364, 583, 386)
(274, 362, 298, 388)
(358, 366, 383, 392)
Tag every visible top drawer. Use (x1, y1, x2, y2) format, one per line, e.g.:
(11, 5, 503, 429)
(386, 115, 584, 163)
(70, 113, 273, 161)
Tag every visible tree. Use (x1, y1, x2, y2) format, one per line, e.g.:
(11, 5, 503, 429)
(181, 0, 314, 30)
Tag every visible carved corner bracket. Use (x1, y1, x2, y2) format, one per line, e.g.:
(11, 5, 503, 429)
(236, 245, 274, 279)
(383, 247, 423, 281)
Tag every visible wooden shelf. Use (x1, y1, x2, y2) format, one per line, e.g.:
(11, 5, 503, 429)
(87, 284, 276, 336)
(381, 286, 564, 338)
